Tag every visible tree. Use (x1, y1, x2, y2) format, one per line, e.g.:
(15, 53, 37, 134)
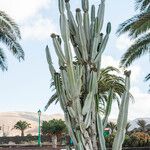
(107, 122, 117, 134)
(137, 119, 147, 132)
(13, 120, 31, 136)
(117, 0, 150, 84)
(41, 119, 67, 148)
(98, 67, 133, 127)
(45, 0, 131, 149)
(0, 11, 24, 71)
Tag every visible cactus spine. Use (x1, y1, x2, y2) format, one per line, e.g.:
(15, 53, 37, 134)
(45, 0, 131, 149)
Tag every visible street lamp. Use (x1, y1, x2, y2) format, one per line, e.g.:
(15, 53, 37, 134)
(38, 109, 41, 147)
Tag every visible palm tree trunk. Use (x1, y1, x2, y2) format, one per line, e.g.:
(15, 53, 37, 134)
(52, 135, 57, 148)
(21, 130, 24, 137)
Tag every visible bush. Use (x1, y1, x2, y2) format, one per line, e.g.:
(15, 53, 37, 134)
(0, 135, 51, 144)
(130, 132, 150, 147)
(105, 133, 115, 147)
(105, 132, 150, 148)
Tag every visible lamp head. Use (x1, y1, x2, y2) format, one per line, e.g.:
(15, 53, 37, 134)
(38, 109, 41, 116)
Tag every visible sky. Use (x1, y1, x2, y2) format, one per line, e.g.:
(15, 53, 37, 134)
(0, 0, 149, 120)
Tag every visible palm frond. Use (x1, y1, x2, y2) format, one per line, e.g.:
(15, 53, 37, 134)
(145, 73, 150, 81)
(44, 93, 58, 111)
(14, 121, 31, 130)
(0, 11, 23, 71)
(120, 32, 150, 67)
(117, 12, 150, 39)
(145, 73, 150, 91)
(0, 48, 7, 70)
(135, 0, 150, 12)
(0, 33, 24, 60)
(100, 66, 120, 76)
(0, 11, 21, 39)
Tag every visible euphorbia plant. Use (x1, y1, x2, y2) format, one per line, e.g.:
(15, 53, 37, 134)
(45, 0, 131, 149)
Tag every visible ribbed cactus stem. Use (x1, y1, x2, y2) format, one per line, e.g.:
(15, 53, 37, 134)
(91, 5, 95, 22)
(112, 70, 131, 150)
(51, 34, 67, 64)
(45, 46, 56, 78)
(103, 88, 113, 128)
(97, 0, 105, 33)
(58, 0, 65, 13)
(82, 0, 89, 12)
(44, 0, 131, 149)
(94, 23, 111, 63)
(76, 8, 88, 60)
(65, 1, 77, 35)
(97, 113, 107, 150)
(76, 8, 82, 24)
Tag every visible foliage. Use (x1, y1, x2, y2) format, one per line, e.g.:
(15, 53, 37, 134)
(122, 134, 132, 147)
(137, 119, 147, 132)
(0, 135, 55, 144)
(130, 132, 150, 147)
(105, 132, 150, 148)
(117, 0, 150, 88)
(26, 134, 32, 137)
(0, 11, 24, 71)
(105, 133, 116, 147)
(41, 119, 67, 136)
(107, 122, 117, 134)
(13, 120, 31, 136)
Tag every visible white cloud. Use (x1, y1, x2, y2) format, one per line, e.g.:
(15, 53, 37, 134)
(101, 55, 141, 83)
(21, 17, 57, 40)
(102, 55, 119, 68)
(116, 34, 133, 51)
(0, 0, 57, 40)
(128, 65, 141, 83)
(109, 87, 150, 120)
(128, 87, 150, 119)
(0, 0, 51, 22)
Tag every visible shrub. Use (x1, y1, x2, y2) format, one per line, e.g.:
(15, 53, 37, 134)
(130, 132, 150, 147)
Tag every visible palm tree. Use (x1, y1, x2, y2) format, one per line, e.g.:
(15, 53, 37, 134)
(0, 11, 24, 71)
(137, 119, 147, 132)
(98, 66, 126, 109)
(45, 66, 128, 113)
(97, 66, 133, 127)
(13, 120, 31, 136)
(117, 0, 150, 81)
(107, 121, 117, 134)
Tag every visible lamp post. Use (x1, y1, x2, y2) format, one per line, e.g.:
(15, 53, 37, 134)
(38, 109, 41, 147)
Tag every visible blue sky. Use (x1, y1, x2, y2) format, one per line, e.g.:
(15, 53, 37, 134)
(0, 0, 149, 120)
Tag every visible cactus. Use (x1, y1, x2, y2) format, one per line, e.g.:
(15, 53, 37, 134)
(45, 0, 131, 149)
(112, 71, 131, 150)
